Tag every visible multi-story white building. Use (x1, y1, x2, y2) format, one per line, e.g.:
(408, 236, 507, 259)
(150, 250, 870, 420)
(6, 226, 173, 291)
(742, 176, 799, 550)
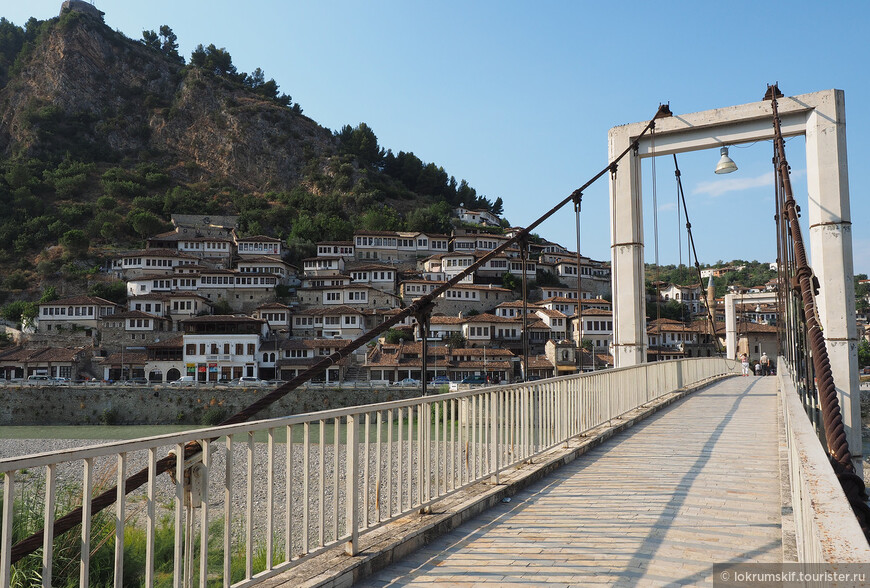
(302, 256, 345, 276)
(296, 284, 400, 310)
(236, 235, 282, 256)
(181, 315, 270, 382)
(349, 264, 398, 294)
(400, 280, 442, 304)
(292, 305, 366, 338)
(454, 207, 500, 227)
(317, 241, 355, 258)
(573, 308, 614, 351)
(354, 231, 449, 262)
(36, 296, 119, 333)
(236, 256, 296, 284)
(658, 283, 703, 315)
(111, 249, 199, 279)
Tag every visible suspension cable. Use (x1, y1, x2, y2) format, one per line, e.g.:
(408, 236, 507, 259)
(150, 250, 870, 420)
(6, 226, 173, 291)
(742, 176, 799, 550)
(671, 155, 720, 356)
(8, 104, 676, 566)
(650, 124, 662, 348)
(768, 83, 870, 537)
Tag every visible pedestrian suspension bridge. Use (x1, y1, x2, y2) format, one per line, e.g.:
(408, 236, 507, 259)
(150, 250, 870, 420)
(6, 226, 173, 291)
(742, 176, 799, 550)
(1, 85, 867, 587)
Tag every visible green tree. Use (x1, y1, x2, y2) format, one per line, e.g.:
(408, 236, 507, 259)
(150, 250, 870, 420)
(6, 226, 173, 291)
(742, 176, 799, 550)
(336, 123, 384, 169)
(141, 29, 160, 51)
(89, 281, 127, 305)
(492, 197, 504, 216)
(502, 271, 519, 291)
(859, 340, 870, 368)
(59, 229, 89, 257)
(38, 286, 58, 303)
(358, 205, 399, 232)
(446, 332, 467, 349)
(190, 43, 238, 79)
(384, 328, 412, 344)
(406, 202, 452, 234)
(212, 299, 232, 314)
(1, 299, 36, 324)
(647, 299, 686, 322)
(855, 274, 869, 313)
(128, 210, 165, 238)
(157, 25, 182, 62)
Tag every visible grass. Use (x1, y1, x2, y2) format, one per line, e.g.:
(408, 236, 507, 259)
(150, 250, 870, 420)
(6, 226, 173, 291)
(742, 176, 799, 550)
(1, 468, 289, 587)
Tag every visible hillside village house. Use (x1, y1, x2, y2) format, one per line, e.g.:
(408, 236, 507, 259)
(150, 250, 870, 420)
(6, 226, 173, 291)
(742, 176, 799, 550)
(0, 346, 91, 380)
(99, 310, 170, 351)
(111, 249, 200, 279)
(454, 207, 500, 227)
(573, 308, 614, 352)
(236, 235, 282, 256)
(296, 284, 400, 309)
(317, 241, 355, 258)
(253, 303, 292, 333)
(349, 265, 398, 294)
(365, 342, 514, 383)
(235, 256, 297, 284)
(277, 338, 352, 382)
(181, 315, 271, 382)
(291, 306, 366, 338)
(354, 230, 450, 262)
(433, 284, 515, 316)
(657, 283, 704, 315)
(35, 296, 119, 342)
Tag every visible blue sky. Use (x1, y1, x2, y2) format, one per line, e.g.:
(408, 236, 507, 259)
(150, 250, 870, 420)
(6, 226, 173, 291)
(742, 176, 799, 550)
(5, 1, 870, 275)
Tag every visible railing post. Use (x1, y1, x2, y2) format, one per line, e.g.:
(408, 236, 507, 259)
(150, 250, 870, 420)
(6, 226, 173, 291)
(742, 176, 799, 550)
(1, 471, 13, 588)
(490, 390, 500, 485)
(562, 380, 570, 448)
(345, 414, 359, 556)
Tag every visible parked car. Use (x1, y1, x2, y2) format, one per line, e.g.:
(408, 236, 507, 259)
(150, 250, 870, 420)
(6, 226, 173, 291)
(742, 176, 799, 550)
(26, 374, 50, 383)
(265, 379, 286, 386)
(49, 377, 70, 385)
(234, 376, 267, 387)
(121, 377, 148, 385)
(394, 378, 421, 387)
(461, 375, 487, 385)
(430, 376, 450, 385)
(169, 376, 197, 387)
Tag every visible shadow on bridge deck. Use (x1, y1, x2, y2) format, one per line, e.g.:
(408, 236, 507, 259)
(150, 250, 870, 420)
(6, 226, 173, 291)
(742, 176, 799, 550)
(358, 376, 783, 587)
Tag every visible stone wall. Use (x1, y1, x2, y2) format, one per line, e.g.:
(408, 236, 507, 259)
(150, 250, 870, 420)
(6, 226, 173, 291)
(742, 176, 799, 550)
(0, 384, 424, 426)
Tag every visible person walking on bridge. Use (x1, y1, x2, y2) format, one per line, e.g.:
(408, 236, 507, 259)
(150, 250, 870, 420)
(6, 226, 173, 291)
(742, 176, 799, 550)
(760, 352, 770, 376)
(740, 353, 750, 376)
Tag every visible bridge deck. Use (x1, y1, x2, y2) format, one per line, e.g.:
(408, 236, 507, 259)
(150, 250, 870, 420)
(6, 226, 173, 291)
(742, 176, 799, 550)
(359, 376, 783, 587)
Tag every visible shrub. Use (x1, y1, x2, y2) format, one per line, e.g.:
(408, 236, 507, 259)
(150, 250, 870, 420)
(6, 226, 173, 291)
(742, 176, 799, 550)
(201, 405, 227, 426)
(99, 408, 120, 425)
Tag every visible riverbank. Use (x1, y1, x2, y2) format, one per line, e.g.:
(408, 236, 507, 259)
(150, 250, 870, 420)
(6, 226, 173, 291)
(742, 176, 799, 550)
(0, 383, 425, 426)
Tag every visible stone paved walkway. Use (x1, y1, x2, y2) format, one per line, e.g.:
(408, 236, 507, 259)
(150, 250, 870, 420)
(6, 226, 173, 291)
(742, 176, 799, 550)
(358, 376, 782, 587)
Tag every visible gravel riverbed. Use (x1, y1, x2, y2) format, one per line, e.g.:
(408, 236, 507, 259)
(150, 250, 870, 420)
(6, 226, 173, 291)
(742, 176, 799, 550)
(1, 434, 480, 559)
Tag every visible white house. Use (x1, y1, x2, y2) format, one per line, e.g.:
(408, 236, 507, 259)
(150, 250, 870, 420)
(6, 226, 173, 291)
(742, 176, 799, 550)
(236, 235, 282, 256)
(181, 315, 270, 382)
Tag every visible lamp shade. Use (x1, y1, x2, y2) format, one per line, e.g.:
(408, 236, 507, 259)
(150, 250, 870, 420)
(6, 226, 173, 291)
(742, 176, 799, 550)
(715, 146, 738, 174)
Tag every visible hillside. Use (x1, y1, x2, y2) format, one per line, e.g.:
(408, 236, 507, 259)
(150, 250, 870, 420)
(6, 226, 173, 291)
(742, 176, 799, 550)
(0, 4, 503, 304)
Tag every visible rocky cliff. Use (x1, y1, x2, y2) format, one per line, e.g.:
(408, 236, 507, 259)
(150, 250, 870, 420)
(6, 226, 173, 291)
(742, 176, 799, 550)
(0, 6, 334, 191)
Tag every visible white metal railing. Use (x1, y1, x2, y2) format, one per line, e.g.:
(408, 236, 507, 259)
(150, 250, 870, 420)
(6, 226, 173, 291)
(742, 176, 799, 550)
(778, 358, 870, 563)
(0, 357, 732, 587)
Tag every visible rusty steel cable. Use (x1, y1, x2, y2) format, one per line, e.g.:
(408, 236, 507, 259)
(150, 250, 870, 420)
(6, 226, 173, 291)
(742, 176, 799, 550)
(768, 84, 870, 537)
(8, 104, 674, 565)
